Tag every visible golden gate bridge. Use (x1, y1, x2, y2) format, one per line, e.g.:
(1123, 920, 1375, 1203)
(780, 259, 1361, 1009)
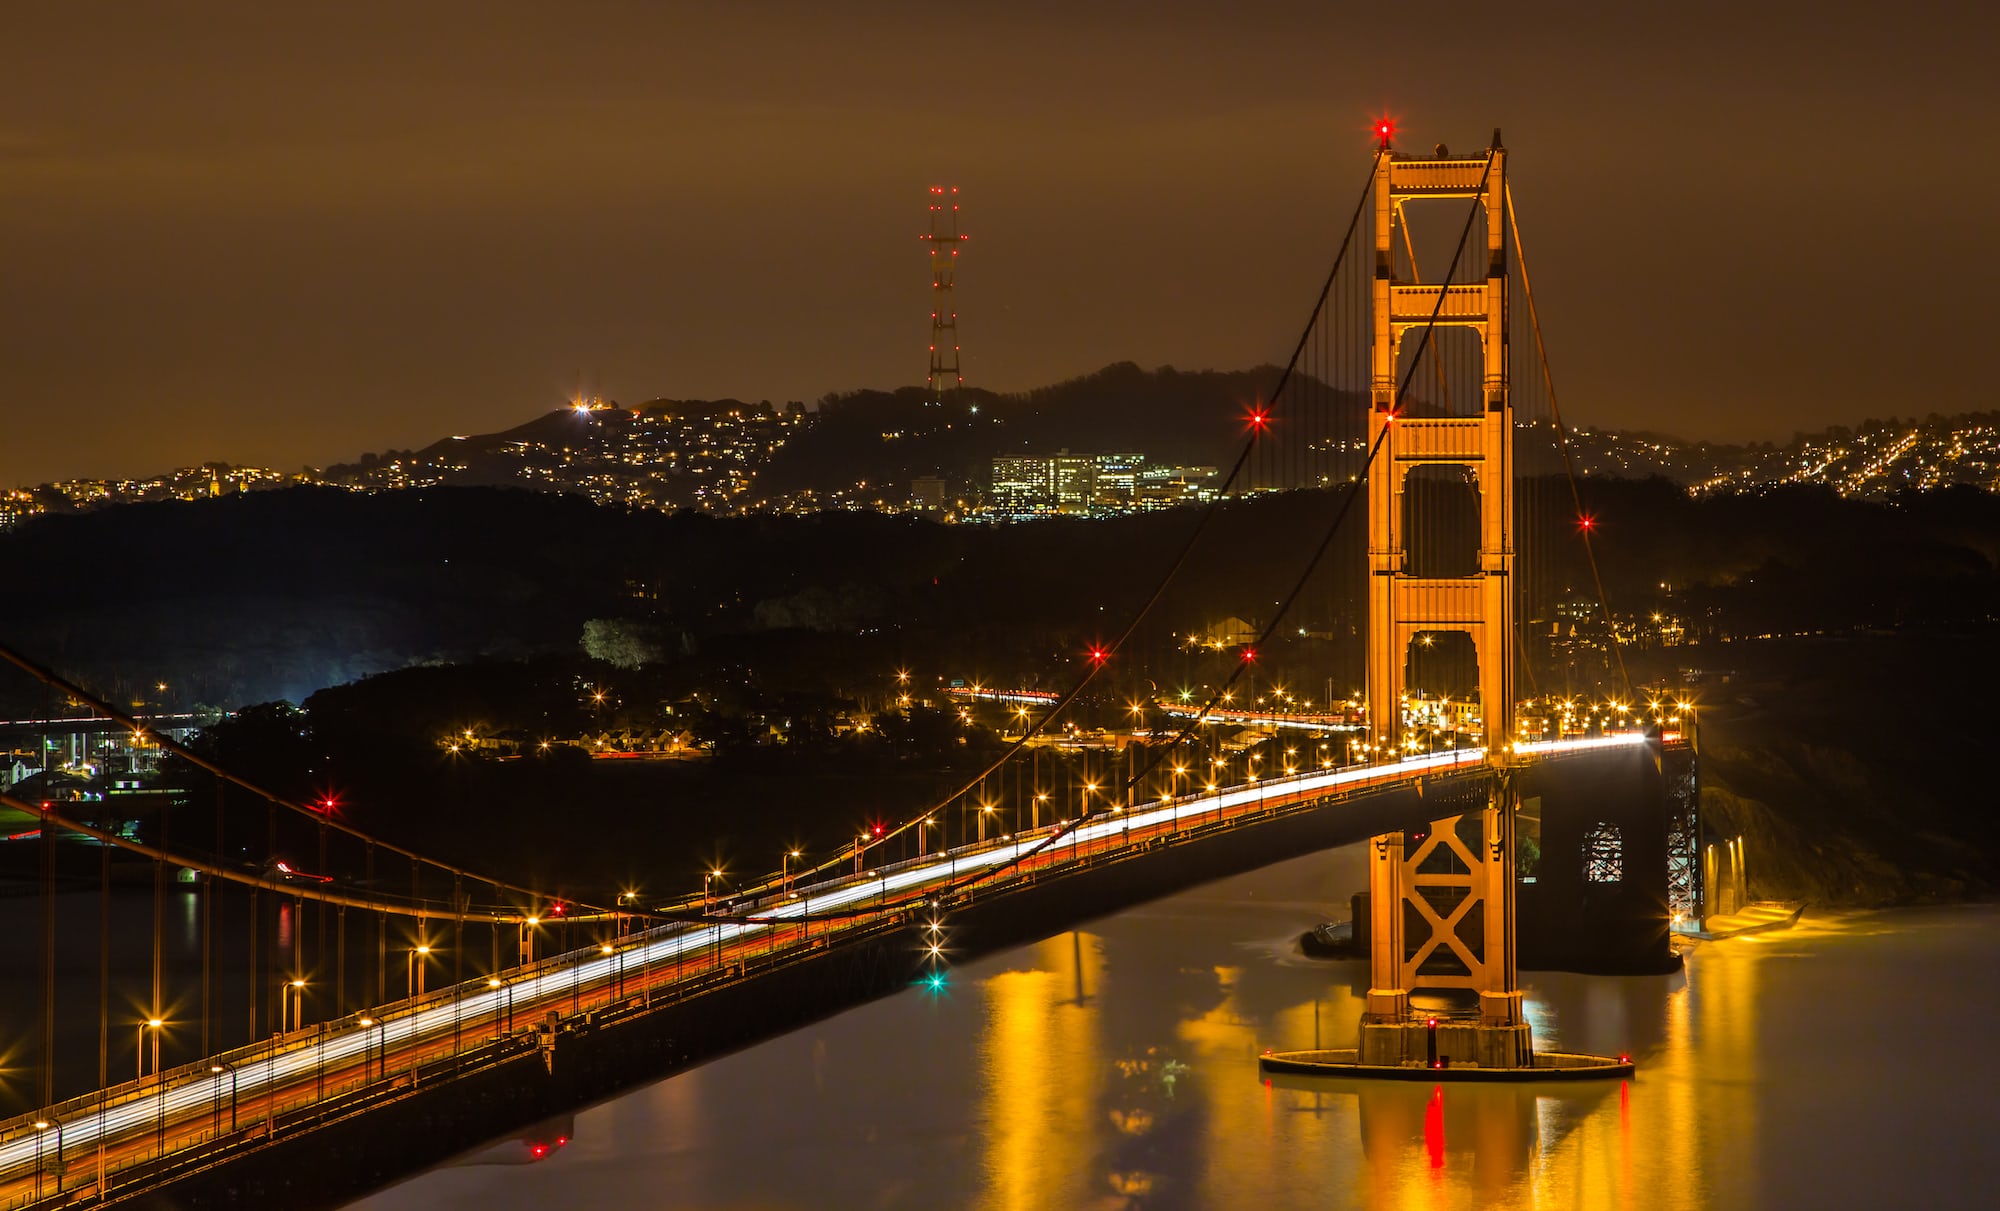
(0, 129, 1701, 1208)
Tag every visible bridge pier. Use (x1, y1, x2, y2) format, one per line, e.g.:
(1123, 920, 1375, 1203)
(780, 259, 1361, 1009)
(1358, 777, 1534, 1071)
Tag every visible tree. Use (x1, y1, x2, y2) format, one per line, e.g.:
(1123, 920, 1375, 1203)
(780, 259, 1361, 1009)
(582, 619, 663, 669)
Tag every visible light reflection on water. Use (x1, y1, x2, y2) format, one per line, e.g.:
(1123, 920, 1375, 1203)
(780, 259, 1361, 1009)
(351, 848, 2000, 1211)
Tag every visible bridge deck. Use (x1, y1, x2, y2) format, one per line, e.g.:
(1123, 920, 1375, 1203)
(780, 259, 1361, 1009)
(0, 734, 1654, 1208)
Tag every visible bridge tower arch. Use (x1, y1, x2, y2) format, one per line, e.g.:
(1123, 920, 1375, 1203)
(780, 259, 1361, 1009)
(1360, 132, 1529, 1066)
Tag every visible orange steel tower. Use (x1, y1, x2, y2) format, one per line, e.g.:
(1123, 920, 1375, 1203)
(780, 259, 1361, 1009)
(922, 186, 967, 403)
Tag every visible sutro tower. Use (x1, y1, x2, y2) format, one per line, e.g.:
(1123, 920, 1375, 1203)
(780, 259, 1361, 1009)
(922, 186, 967, 404)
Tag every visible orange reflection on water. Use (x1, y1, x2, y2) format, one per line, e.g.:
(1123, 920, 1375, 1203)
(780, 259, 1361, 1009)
(977, 931, 1102, 1211)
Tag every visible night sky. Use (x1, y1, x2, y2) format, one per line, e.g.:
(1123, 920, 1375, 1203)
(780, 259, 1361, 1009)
(2, 1, 1993, 485)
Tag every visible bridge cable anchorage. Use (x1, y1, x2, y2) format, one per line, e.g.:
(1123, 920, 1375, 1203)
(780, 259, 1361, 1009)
(0, 639, 608, 915)
(741, 147, 1391, 911)
(1505, 183, 1633, 699)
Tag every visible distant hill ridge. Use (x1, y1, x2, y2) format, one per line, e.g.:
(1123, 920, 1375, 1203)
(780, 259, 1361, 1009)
(15, 364, 2000, 509)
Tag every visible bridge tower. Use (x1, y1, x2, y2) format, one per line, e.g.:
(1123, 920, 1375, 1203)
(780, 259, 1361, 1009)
(1364, 133, 1512, 758)
(1360, 131, 1529, 1067)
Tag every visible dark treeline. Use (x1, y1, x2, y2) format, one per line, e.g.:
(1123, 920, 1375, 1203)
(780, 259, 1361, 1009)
(4, 477, 1998, 709)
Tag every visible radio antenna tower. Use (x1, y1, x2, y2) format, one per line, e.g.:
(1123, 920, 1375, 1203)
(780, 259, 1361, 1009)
(922, 186, 967, 405)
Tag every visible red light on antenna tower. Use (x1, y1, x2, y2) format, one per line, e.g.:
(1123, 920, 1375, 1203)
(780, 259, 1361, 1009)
(1373, 117, 1395, 150)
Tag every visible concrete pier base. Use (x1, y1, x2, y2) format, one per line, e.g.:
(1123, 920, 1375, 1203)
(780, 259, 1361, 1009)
(1359, 1017, 1535, 1070)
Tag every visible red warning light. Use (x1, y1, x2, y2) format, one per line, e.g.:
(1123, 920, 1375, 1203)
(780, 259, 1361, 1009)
(1374, 117, 1395, 149)
(1088, 647, 1109, 666)
(1577, 514, 1597, 533)
(1246, 407, 1270, 432)
(1241, 648, 1257, 663)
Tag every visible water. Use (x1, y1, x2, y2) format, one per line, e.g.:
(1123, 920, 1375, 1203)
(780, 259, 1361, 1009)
(348, 845, 2000, 1210)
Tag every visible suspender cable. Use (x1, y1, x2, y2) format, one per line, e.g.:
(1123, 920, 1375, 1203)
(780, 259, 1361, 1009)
(1506, 184, 1632, 698)
(767, 149, 1388, 898)
(922, 151, 1500, 901)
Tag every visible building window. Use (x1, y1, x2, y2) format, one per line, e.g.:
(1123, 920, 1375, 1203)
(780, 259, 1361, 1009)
(1581, 823, 1624, 884)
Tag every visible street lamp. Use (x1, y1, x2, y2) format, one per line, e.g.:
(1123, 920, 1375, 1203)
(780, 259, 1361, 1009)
(703, 867, 725, 911)
(356, 1017, 383, 1083)
(208, 1062, 239, 1134)
(602, 943, 624, 1000)
(407, 945, 430, 999)
(783, 849, 801, 892)
(136, 1018, 163, 1081)
(281, 979, 307, 1032)
(33, 1119, 62, 1195)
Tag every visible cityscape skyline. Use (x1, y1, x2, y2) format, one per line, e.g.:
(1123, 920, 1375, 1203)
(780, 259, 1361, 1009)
(9, 382, 1999, 531)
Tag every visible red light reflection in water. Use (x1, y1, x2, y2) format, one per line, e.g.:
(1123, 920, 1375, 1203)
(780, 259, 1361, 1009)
(1424, 1084, 1446, 1171)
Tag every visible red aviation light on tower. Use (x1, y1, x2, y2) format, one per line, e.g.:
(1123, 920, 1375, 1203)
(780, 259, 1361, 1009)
(1373, 116, 1396, 150)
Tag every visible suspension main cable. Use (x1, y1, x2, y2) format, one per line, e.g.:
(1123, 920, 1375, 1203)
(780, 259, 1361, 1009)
(0, 640, 602, 912)
(762, 148, 1390, 898)
(1504, 183, 1633, 697)
(0, 790, 529, 923)
(928, 149, 1501, 898)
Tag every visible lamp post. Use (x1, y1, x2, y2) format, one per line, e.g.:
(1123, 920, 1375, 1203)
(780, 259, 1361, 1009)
(356, 1018, 379, 1083)
(281, 978, 306, 1033)
(143, 1016, 168, 1152)
(640, 932, 654, 1007)
(520, 916, 539, 965)
(487, 978, 514, 1037)
(33, 1118, 62, 1196)
(136, 1018, 162, 1081)
(782, 849, 801, 893)
(209, 1063, 239, 1133)
(1078, 783, 1097, 861)
(601, 943, 622, 1001)
(407, 945, 430, 999)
